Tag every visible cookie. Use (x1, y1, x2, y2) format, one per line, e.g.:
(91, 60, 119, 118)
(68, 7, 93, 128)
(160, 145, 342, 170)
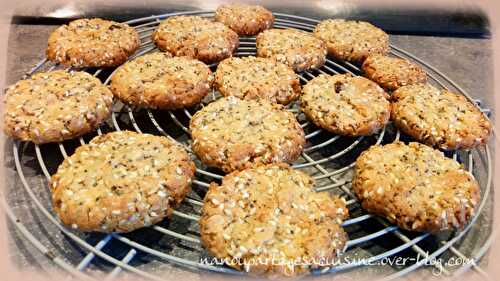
(214, 56, 301, 105)
(47, 18, 140, 68)
(256, 28, 327, 72)
(152, 16, 239, 64)
(51, 131, 195, 233)
(352, 142, 480, 233)
(189, 97, 305, 173)
(391, 83, 492, 150)
(214, 4, 274, 36)
(362, 54, 427, 91)
(313, 19, 389, 63)
(300, 73, 390, 136)
(3, 70, 113, 144)
(200, 163, 348, 277)
(110, 52, 213, 110)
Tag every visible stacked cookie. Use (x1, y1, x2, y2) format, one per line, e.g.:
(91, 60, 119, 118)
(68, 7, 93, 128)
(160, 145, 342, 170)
(2, 4, 492, 279)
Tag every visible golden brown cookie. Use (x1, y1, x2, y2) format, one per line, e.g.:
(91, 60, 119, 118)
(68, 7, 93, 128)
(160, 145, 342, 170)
(300, 73, 390, 136)
(189, 97, 305, 173)
(3, 70, 113, 144)
(313, 19, 389, 63)
(152, 16, 239, 64)
(51, 131, 196, 233)
(214, 56, 301, 105)
(256, 28, 327, 72)
(352, 142, 480, 233)
(46, 18, 140, 68)
(214, 4, 274, 36)
(110, 52, 213, 110)
(362, 54, 427, 91)
(200, 163, 348, 277)
(391, 83, 492, 150)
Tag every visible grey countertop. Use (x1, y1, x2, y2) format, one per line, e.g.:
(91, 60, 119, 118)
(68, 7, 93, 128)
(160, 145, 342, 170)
(4, 22, 495, 281)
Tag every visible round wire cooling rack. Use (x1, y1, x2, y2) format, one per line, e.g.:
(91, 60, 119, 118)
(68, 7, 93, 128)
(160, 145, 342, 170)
(3, 10, 494, 281)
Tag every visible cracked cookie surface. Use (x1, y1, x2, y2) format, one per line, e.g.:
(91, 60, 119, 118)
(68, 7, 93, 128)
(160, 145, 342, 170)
(110, 52, 213, 110)
(153, 16, 239, 64)
(47, 18, 140, 68)
(362, 54, 427, 91)
(3, 70, 113, 144)
(391, 83, 491, 150)
(51, 131, 195, 233)
(300, 73, 390, 136)
(313, 19, 389, 63)
(214, 56, 300, 105)
(215, 4, 274, 36)
(256, 28, 327, 72)
(189, 97, 305, 173)
(353, 142, 480, 232)
(200, 163, 348, 277)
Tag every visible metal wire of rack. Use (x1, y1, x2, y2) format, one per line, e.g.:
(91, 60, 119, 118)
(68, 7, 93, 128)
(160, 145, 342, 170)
(3, 10, 494, 281)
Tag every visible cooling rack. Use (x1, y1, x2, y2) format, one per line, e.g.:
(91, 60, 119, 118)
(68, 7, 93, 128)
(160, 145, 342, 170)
(3, 10, 494, 281)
